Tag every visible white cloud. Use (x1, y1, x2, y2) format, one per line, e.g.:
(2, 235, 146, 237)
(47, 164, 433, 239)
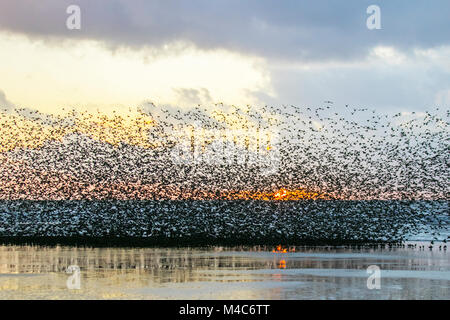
(0, 32, 273, 113)
(370, 46, 407, 65)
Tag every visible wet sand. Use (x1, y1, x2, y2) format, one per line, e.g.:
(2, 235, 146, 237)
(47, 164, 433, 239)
(0, 242, 448, 299)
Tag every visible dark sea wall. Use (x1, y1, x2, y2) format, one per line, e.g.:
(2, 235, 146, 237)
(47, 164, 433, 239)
(0, 200, 447, 246)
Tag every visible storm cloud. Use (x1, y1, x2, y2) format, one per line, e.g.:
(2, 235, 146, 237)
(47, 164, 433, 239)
(0, 1, 449, 112)
(0, 0, 449, 62)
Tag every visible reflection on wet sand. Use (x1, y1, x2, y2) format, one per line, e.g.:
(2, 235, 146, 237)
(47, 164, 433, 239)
(0, 244, 448, 299)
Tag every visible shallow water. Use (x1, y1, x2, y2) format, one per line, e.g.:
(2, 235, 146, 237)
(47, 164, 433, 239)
(0, 243, 449, 299)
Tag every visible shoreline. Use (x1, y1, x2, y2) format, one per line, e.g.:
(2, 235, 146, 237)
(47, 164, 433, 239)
(0, 236, 412, 248)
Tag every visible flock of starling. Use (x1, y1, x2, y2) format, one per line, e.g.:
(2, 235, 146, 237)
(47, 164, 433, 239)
(0, 104, 448, 244)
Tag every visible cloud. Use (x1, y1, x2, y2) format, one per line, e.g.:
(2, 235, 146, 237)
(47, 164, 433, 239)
(0, 89, 73, 126)
(251, 46, 450, 112)
(0, 1, 449, 112)
(434, 89, 450, 106)
(0, 1, 449, 62)
(0, 32, 270, 112)
(173, 88, 213, 106)
(0, 90, 15, 111)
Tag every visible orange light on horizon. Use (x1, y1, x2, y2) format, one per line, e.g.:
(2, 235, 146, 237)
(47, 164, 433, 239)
(224, 188, 327, 200)
(274, 189, 288, 200)
(272, 245, 289, 253)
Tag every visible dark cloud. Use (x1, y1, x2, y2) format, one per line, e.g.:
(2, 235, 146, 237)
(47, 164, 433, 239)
(0, 0, 449, 61)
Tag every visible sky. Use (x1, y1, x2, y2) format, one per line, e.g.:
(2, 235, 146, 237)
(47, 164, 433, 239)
(0, 0, 449, 114)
